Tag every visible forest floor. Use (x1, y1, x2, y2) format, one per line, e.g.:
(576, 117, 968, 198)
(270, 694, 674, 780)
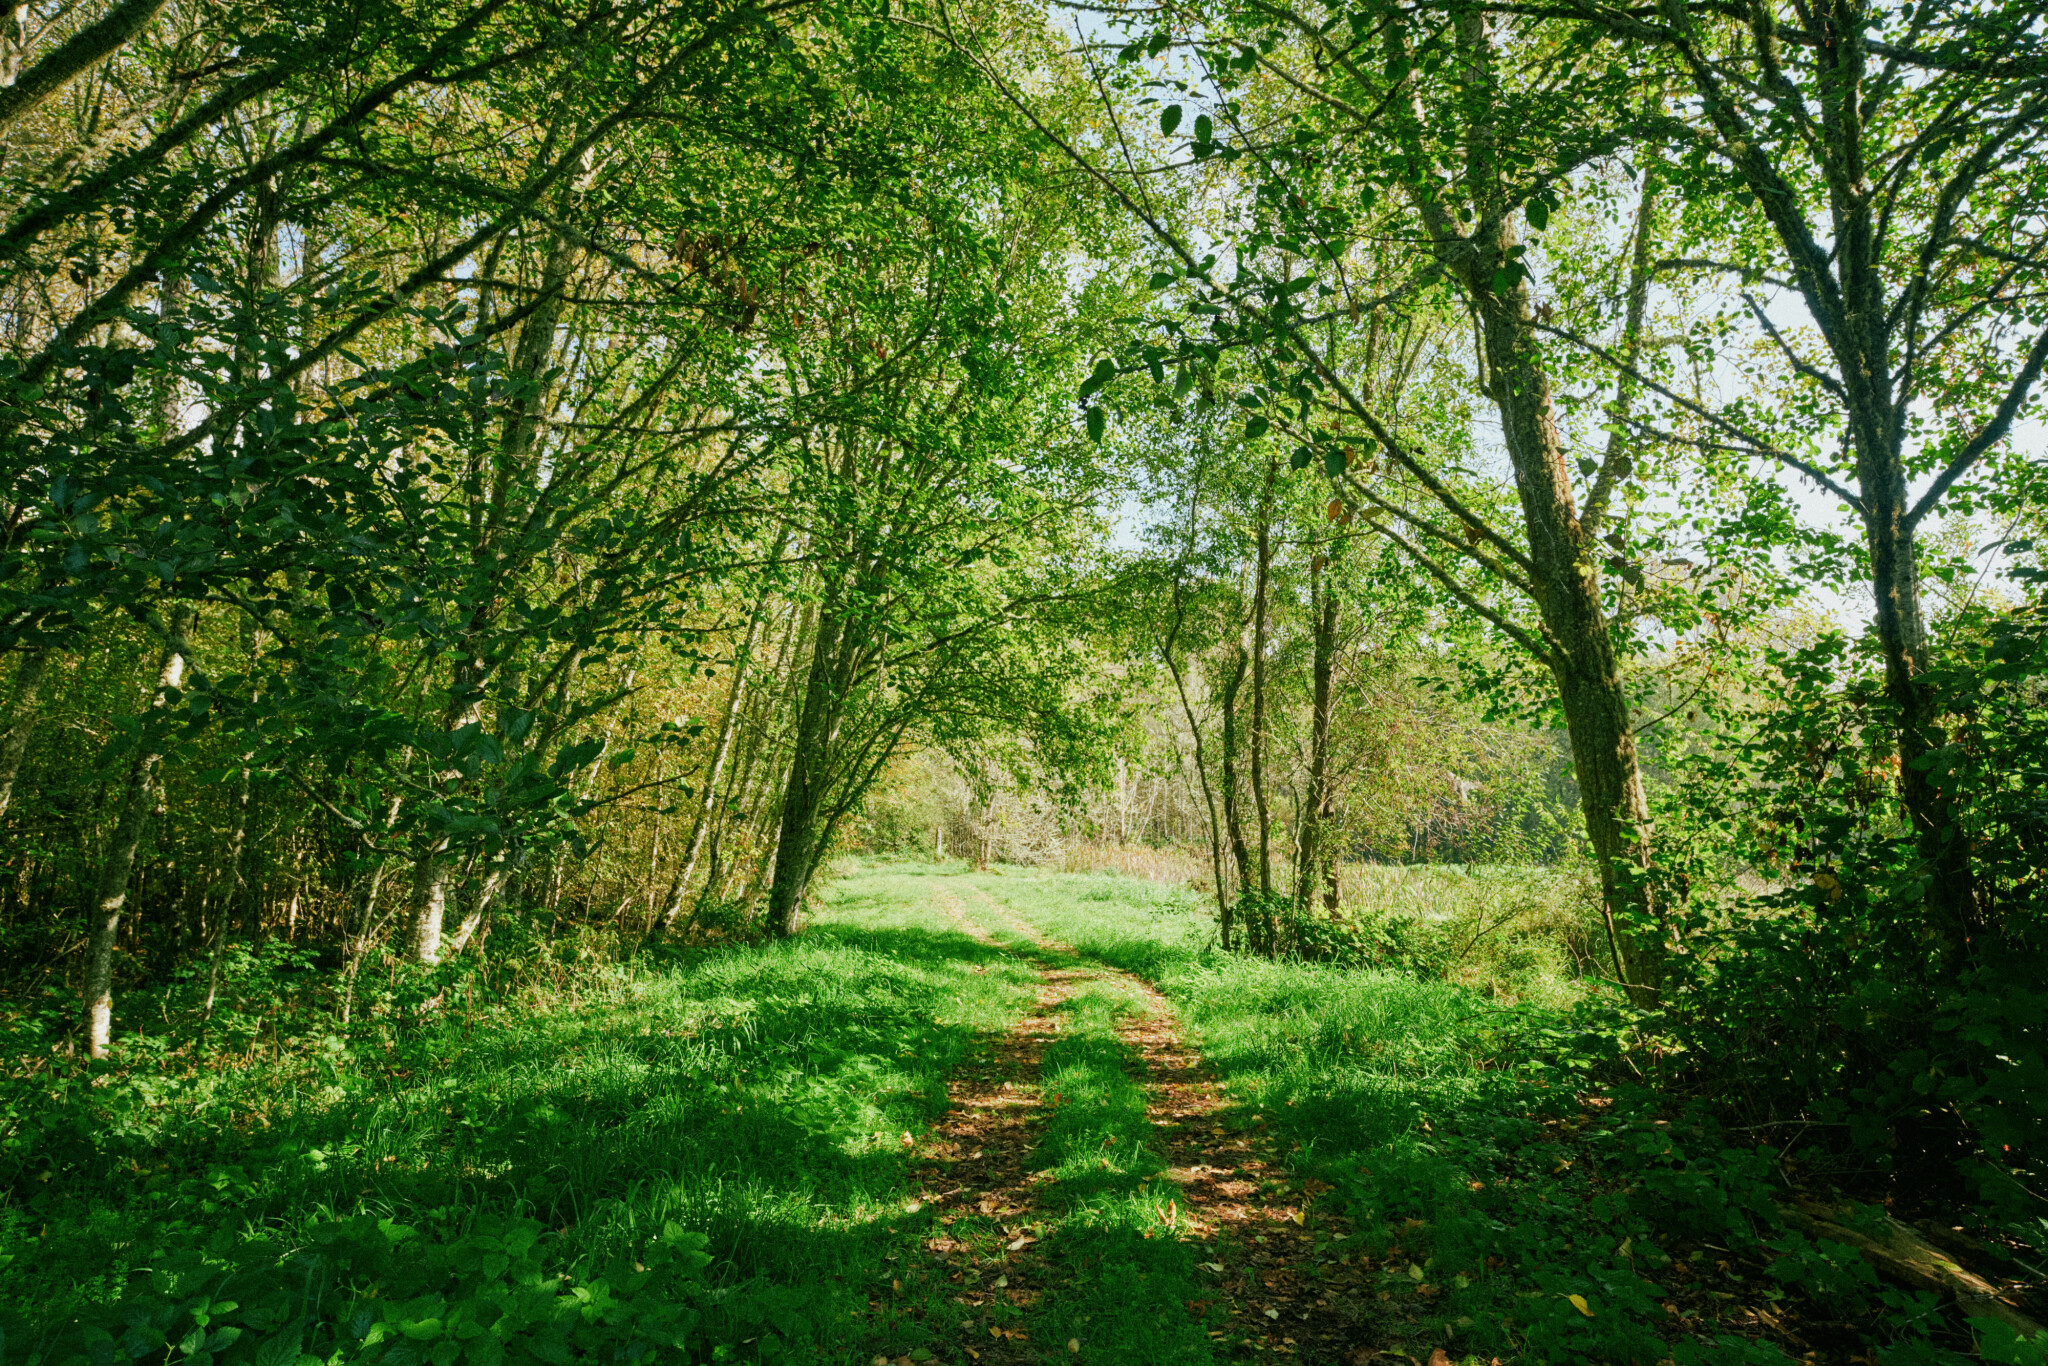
(0, 864, 2007, 1365)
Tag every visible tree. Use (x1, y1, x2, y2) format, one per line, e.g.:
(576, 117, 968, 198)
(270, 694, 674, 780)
(1523, 0, 2048, 960)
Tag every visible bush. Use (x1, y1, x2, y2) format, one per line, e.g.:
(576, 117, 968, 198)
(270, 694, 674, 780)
(1651, 601, 2048, 1272)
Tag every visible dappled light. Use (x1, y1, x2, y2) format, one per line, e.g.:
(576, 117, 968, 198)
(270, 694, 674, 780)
(2, 0, 2045, 1361)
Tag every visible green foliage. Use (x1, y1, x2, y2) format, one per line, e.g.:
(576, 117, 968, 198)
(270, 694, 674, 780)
(0, 878, 1040, 1362)
(5, 1213, 712, 1366)
(973, 868, 2031, 1364)
(1649, 605, 2048, 1247)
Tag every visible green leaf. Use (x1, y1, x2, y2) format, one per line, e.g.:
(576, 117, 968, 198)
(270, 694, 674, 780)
(1160, 105, 1183, 136)
(1491, 261, 1527, 293)
(1078, 357, 1117, 400)
(1194, 114, 1212, 143)
(1323, 448, 1347, 478)
(1244, 414, 1270, 440)
(1086, 406, 1106, 443)
(1525, 198, 1549, 232)
(1290, 447, 1313, 470)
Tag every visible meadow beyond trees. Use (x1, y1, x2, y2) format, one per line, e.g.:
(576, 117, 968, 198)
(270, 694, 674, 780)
(1, 0, 2046, 1363)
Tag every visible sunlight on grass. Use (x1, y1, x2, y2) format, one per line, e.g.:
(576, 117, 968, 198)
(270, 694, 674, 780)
(0, 869, 1038, 1360)
(971, 865, 1772, 1366)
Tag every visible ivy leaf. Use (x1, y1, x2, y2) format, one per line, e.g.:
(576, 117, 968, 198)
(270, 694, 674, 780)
(1160, 105, 1183, 136)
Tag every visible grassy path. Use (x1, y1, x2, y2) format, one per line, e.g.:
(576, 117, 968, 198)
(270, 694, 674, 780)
(5, 863, 1856, 1366)
(868, 880, 1408, 1365)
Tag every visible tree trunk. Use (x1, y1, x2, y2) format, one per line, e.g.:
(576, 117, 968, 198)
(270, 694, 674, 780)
(409, 838, 451, 965)
(1249, 460, 1276, 900)
(1863, 459, 1975, 956)
(82, 615, 190, 1058)
(0, 647, 48, 823)
(1164, 633, 1231, 936)
(1217, 641, 1253, 942)
(658, 534, 785, 933)
(1483, 275, 1660, 997)
(1387, 7, 1661, 999)
(1296, 556, 1339, 912)
(765, 596, 848, 937)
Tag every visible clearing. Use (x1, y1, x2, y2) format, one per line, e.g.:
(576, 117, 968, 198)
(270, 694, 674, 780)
(0, 866, 1925, 1364)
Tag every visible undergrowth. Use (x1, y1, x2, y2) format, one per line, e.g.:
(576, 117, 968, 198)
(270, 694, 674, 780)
(967, 867, 2040, 1366)
(0, 872, 1037, 1364)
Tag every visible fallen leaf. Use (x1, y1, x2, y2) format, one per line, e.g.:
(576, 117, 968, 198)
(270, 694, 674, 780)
(1265, 1308, 1281, 1320)
(1007, 1235, 1034, 1251)
(994, 1275, 1008, 1289)
(1407, 1263, 1425, 1281)
(891, 1278, 901, 1293)
(1201, 1262, 1226, 1273)
(900, 1132, 914, 1147)
(1067, 1339, 1080, 1353)
(1567, 1293, 1593, 1317)
(1430, 1351, 1452, 1366)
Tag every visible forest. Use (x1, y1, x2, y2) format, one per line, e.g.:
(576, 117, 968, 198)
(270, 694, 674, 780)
(0, 0, 2044, 1361)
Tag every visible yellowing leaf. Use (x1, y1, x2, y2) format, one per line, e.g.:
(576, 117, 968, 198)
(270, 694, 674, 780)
(1567, 1293, 1593, 1317)
(1407, 1263, 1426, 1281)
(1067, 1339, 1080, 1354)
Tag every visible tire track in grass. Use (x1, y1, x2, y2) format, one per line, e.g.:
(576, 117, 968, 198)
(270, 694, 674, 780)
(877, 888, 1087, 1365)
(887, 888, 1222, 1363)
(963, 883, 1401, 1365)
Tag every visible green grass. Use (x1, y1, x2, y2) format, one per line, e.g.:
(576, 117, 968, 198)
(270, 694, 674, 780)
(1020, 962, 1219, 1362)
(0, 861, 1979, 1365)
(0, 869, 1040, 1362)
(960, 867, 1797, 1366)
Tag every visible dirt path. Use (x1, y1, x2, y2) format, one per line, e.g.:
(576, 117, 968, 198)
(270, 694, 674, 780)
(902, 889, 1089, 1363)
(930, 883, 1404, 1365)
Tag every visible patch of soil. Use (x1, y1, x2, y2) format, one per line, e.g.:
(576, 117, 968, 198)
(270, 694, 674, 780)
(961, 886, 1407, 1364)
(893, 890, 1075, 1365)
